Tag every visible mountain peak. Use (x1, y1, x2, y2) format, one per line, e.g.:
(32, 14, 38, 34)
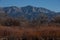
(24, 5, 34, 8)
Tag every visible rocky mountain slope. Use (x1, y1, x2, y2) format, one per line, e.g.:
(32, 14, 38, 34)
(0, 5, 60, 23)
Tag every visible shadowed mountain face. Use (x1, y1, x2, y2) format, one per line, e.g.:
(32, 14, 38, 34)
(0, 6, 59, 21)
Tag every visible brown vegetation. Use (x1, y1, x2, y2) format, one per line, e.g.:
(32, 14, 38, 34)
(0, 25, 60, 40)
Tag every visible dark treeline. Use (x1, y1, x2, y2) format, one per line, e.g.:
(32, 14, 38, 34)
(0, 13, 60, 27)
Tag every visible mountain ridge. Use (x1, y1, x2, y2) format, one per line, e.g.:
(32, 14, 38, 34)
(0, 5, 60, 21)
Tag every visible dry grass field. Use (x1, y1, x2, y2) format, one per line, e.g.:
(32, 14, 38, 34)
(0, 24, 60, 40)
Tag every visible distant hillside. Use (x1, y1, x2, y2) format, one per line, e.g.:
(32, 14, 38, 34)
(0, 6, 56, 20)
(0, 6, 60, 26)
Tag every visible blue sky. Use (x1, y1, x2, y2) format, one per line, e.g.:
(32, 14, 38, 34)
(0, 0, 60, 12)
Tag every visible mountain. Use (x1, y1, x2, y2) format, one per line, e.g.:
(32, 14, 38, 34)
(0, 5, 59, 22)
